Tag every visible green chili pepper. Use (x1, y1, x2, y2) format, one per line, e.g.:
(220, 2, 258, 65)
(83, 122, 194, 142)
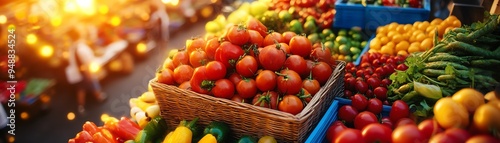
(237, 135, 257, 143)
(203, 121, 231, 143)
(413, 81, 443, 100)
(402, 91, 419, 102)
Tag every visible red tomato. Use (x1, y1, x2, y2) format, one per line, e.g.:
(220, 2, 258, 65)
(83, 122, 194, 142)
(326, 121, 347, 142)
(339, 105, 359, 123)
(231, 94, 245, 103)
(157, 68, 175, 85)
(255, 70, 277, 92)
(355, 80, 369, 94)
(381, 79, 392, 87)
(263, 32, 285, 46)
(190, 66, 210, 94)
(248, 30, 264, 47)
(282, 31, 297, 44)
(429, 132, 460, 143)
(466, 135, 499, 143)
(396, 118, 415, 127)
(310, 46, 332, 63)
(396, 64, 408, 71)
(246, 17, 268, 37)
(189, 49, 208, 68)
(392, 124, 425, 143)
(312, 61, 333, 85)
(228, 72, 243, 86)
(211, 79, 235, 99)
(205, 61, 227, 81)
(236, 55, 258, 78)
(362, 123, 393, 143)
(279, 43, 291, 54)
(334, 129, 366, 143)
(186, 38, 206, 56)
(179, 81, 191, 90)
(306, 60, 315, 76)
(289, 35, 312, 58)
(354, 111, 378, 130)
(163, 58, 176, 71)
(204, 38, 220, 60)
(278, 95, 304, 115)
(172, 50, 189, 67)
(252, 91, 279, 109)
(418, 119, 443, 140)
(284, 55, 308, 77)
(173, 65, 194, 84)
(236, 79, 258, 99)
(443, 128, 470, 143)
(389, 100, 410, 123)
(259, 44, 287, 71)
(345, 77, 357, 91)
(217, 41, 245, 68)
(352, 94, 368, 111)
(277, 69, 303, 95)
(226, 25, 250, 46)
(366, 77, 381, 89)
(302, 78, 320, 96)
(381, 117, 393, 129)
(367, 98, 383, 115)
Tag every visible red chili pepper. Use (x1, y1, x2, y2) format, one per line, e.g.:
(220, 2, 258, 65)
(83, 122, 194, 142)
(93, 132, 115, 143)
(73, 130, 93, 143)
(101, 128, 118, 143)
(83, 121, 100, 135)
(67, 139, 76, 143)
(115, 117, 141, 140)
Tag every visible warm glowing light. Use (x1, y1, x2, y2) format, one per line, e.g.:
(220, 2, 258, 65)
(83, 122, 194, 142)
(0, 15, 6, 24)
(51, 15, 62, 27)
(76, 0, 96, 15)
(136, 42, 147, 53)
(8, 136, 14, 143)
(101, 113, 109, 122)
(162, 0, 179, 6)
(89, 62, 100, 73)
(67, 112, 75, 120)
(40, 94, 51, 103)
(26, 34, 37, 44)
(98, 5, 109, 14)
(40, 45, 54, 58)
(28, 15, 38, 23)
(140, 13, 150, 21)
(190, 16, 198, 23)
(109, 16, 121, 27)
(15, 11, 26, 20)
(201, 6, 213, 18)
(64, 1, 78, 13)
(20, 112, 29, 120)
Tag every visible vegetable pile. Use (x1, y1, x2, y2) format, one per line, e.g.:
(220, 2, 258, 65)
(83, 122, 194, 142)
(387, 14, 500, 118)
(160, 17, 337, 115)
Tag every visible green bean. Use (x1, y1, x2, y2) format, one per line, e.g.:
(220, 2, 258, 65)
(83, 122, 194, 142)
(427, 53, 468, 64)
(439, 41, 500, 60)
(437, 75, 455, 82)
(470, 59, 500, 67)
(422, 69, 469, 79)
(424, 61, 468, 70)
(402, 91, 419, 102)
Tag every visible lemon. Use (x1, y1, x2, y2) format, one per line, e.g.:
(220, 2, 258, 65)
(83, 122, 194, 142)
(395, 41, 410, 52)
(370, 38, 382, 50)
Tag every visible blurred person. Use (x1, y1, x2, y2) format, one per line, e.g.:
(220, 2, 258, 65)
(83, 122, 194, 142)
(65, 26, 107, 114)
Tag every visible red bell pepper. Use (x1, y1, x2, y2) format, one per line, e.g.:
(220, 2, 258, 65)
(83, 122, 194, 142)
(93, 132, 116, 143)
(115, 117, 141, 140)
(83, 121, 100, 135)
(101, 128, 118, 143)
(72, 130, 93, 143)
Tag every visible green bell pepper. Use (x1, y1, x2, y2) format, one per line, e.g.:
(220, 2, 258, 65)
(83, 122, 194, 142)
(237, 135, 257, 143)
(203, 121, 230, 143)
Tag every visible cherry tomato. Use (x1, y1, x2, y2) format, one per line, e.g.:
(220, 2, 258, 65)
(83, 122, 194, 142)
(252, 91, 278, 109)
(248, 30, 264, 47)
(443, 128, 470, 143)
(172, 50, 189, 67)
(375, 67, 386, 77)
(278, 43, 291, 54)
(352, 94, 368, 111)
(429, 132, 460, 143)
(339, 105, 359, 123)
(356, 70, 364, 78)
(354, 111, 378, 130)
(289, 35, 312, 58)
(366, 77, 381, 89)
(392, 124, 425, 143)
(389, 100, 410, 123)
(246, 17, 268, 37)
(259, 44, 286, 71)
(381, 79, 391, 87)
(276, 69, 303, 95)
(189, 49, 208, 68)
(345, 77, 357, 91)
(263, 32, 284, 46)
(396, 64, 408, 71)
(278, 95, 304, 115)
(205, 61, 227, 81)
(211, 79, 235, 99)
(255, 70, 277, 92)
(302, 78, 320, 96)
(344, 90, 353, 98)
(418, 119, 443, 140)
(334, 129, 366, 143)
(217, 41, 245, 68)
(374, 86, 388, 101)
(228, 72, 243, 86)
(310, 46, 332, 63)
(231, 94, 245, 103)
(157, 68, 175, 85)
(285, 55, 308, 77)
(237, 78, 258, 99)
(396, 118, 415, 127)
(355, 80, 369, 94)
(204, 37, 220, 60)
(365, 89, 374, 98)
(190, 66, 210, 94)
(236, 55, 258, 78)
(372, 59, 382, 68)
(186, 38, 206, 57)
(312, 61, 333, 85)
(227, 25, 250, 46)
(282, 31, 297, 44)
(362, 123, 393, 143)
(173, 65, 194, 84)
(381, 117, 393, 129)
(364, 68, 374, 76)
(326, 121, 347, 142)
(367, 98, 383, 115)
(346, 62, 356, 70)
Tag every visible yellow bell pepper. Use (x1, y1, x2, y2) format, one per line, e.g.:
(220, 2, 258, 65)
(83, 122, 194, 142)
(198, 134, 217, 143)
(163, 118, 199, 143)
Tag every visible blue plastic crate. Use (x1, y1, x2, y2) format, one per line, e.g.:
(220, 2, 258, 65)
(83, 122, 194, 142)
(353, 34, 374, 66)
(305, 97, 392, 143)
(333, 0, 366, 29)
(364, 0, 431, 30)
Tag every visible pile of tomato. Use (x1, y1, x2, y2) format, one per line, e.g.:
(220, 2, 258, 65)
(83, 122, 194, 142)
(157, 18, 337, 115)
(343, 52, 408, 104)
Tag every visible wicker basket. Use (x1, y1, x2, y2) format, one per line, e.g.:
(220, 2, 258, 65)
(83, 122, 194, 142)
(150, 61, 345, 142)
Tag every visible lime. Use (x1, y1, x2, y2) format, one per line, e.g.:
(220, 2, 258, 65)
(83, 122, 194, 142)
(249, 1, 269, 16)
(279, 10, 292, 23)
(325, 34, 336, 42)
(205, 21, 221, 33)
(289, 20, 303, 34)
(324, 41, 334, 54)
(335, 36, 348, 45)
(352, 33, 362, 41)
(332, 42, 340, 54)
(304, 20, 318, 34)
(306, 16, 316, 22)
(360, 41, 368, 48)
(350, 47, 361, 55)
(351, 41, 360, 48)
(308, 33, 321, 44)
(338, 29, 347, 36)
(345, 55, 353, 62)
(352, 53, 360, 61)
(339, 45, 351, 55)
(322, 29, 334, 37)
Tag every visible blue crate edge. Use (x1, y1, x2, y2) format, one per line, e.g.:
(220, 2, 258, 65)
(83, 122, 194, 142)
(353, 35, 374, 66)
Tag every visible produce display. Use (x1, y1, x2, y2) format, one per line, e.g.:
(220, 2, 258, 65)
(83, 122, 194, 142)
(267, 0, 336, 33)
(68, 117, 141, 143)
(369, 16, 461, 56)
(329, 28, 368, 63)
(387, 14, 500, 119)
(129, 91, 160, 128)
(343, 0, 424, 8)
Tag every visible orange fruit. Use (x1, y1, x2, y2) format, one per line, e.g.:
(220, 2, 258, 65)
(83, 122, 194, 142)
(413, 21, 422, 28)
(418, 21, 430, 31)
(426, 25, 437, 34)
(380, 45, 394, 55)
(397, 50, 409, 56)
(386, 41, 396, 49)
(410, 42, 421, 48)
(392, 34, 404, 44)
(452, 20, 462, 28)
(380, 36, 390, 45)
(415, 33, 427, 42)
(395, 41, 410, 52)
(396, 25, 406, 33)
(403, 24, 413, 32)
(431, 18, 443, 25)
(376, 33, 385, 38)
(408, 45, 421, 53)
(420, 38, 433, 51)
(377, 26, 388, 35)
(370, 38, 382, 50)
(387, 31, 398, 39)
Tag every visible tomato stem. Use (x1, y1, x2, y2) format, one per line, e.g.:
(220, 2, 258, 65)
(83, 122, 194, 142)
(201, 80, 215, 90)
